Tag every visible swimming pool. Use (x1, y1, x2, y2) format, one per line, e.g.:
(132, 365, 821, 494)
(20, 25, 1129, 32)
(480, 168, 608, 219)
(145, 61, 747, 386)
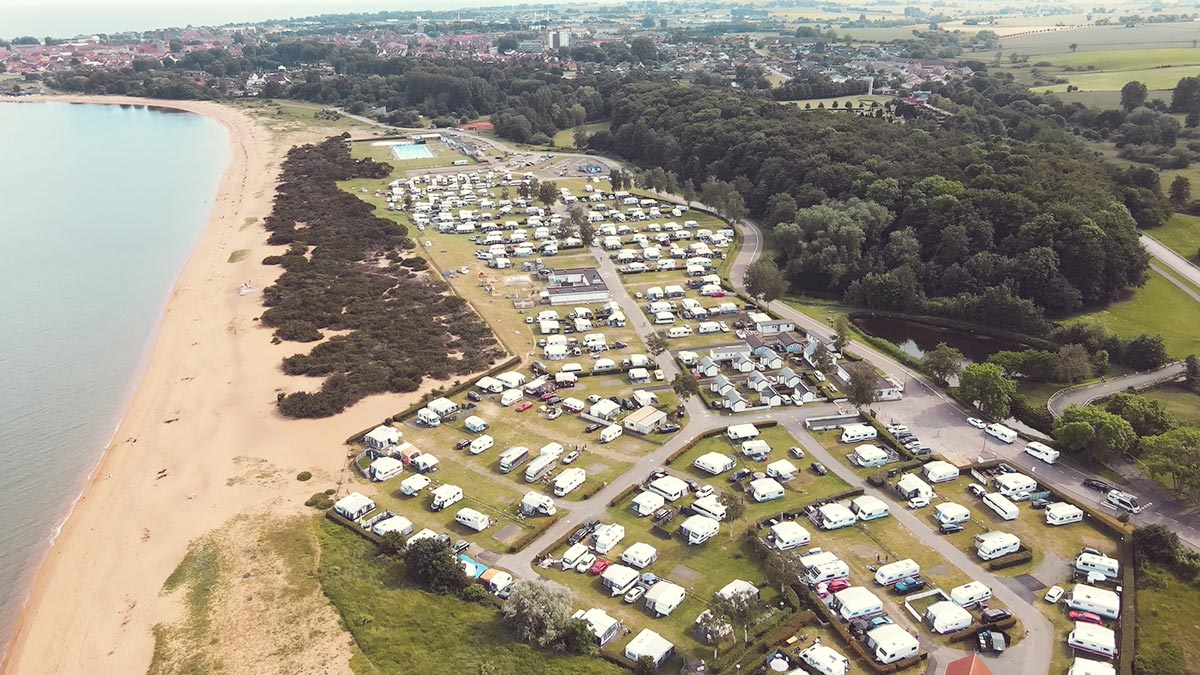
(390, 143, 434, 161)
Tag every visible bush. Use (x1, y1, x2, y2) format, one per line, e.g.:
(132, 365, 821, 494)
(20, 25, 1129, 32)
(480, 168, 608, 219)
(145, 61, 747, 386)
(296, 471, 313, 481)
(457, 584, 492, 605)
(305, 492, 334, 509)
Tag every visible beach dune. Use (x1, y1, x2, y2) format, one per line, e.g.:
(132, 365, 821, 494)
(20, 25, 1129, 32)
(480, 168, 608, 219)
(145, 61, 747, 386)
(0, 97, 405, 675)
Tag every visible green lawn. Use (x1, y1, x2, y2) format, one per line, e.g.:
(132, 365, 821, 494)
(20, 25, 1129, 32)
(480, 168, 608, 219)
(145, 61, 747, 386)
(315, 518, 623, 675)
(1038, 48, 1200, 70)
(551, 121, 610, 149)
(781, 94, 892, 109)
(1147, 213, 1200, 263)
(1066, 269, 1200, 358)
(1135, 562, 1200, 673)
(1141, 383, 1200, 428)
(1036, 64, 1200, 92)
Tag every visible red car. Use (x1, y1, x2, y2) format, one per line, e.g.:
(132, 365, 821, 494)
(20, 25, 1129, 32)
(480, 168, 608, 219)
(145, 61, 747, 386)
(828, 579, 852, 593)
(515, 401, 533, 412)
(589, 559, 611, 575)
(1069, 610, 1103, 625)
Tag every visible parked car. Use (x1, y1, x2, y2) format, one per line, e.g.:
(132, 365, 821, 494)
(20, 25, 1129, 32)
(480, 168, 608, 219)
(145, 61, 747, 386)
(1031, 498, 1050, 510)
(1069, 610, 1104, 625)
(967, 483, 987, 498)
(1044, 586, 1064, 604)
(1083, 478, 1112, 492)
(467, 391, 482, 402)
(453, 540, 470, 554)
(563, 450, 580, 464)
(907, 494, 931, 509)
(546, 396, 562, 405)
(887, 424, 908, 434)
(829, 578, 852, 593)
(641, 572, 661, 586)
(938, 522, 964, 535)
(586, 394, 602, 404)
(546, 407, 562, 420)
(584, 423, 603, 433)
(788, 446, 805, 459)
(624, 586, 647, 604)
(611, 341, 628, 349)
(515, 401, 533, 412)
(589, 559, 611, 575)
(540, 391, 558, 402)
(658, 422, 681, 433)
(967, 417, 987, 429)
(729, 468, 753, 483)
(455, 439, 471, 450)
(695, 485, 714, 499)
(811, 462, 828, 476)
(981, 608, 1012, 624)
(894, 577, 926, 595)
(574, 553, 597, 573)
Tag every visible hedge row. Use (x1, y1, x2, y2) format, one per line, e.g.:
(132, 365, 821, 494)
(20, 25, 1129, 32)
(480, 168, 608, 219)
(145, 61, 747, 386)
(608, 482, 643, 508)
(946, 616, 1018, 644)
(664, 420, 780, 465)
(506, 515, 560, 554)
(986, 548, 1034, 571)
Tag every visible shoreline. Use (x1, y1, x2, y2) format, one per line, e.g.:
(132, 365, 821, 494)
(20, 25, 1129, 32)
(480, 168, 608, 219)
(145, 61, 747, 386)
(0, 95, 386, 675)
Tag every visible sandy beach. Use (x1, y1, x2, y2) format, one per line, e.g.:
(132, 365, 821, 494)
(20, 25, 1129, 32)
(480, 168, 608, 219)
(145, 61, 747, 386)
(0, 96, 408, 675)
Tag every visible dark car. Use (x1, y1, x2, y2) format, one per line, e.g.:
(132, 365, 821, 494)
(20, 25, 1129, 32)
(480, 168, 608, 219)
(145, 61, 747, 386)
(729, 468, 753, 483)
(1083, 478, 1112, 492)
(567, 526, 589, 546)
(938, 522, 964, 535)
(622, 398, 637, 411)
(811, 462, 829, 476)
(658, 423, 681, 433)
(912, 446, 932, 457)
(685, 479, 700, 493)
(584, 423, 603, 433)
(452, 540, 470, 554)
(467, 390, 482, 402)
(455, 439, 471, 450)
(546, 396, 563, 405)
(611, 341, 628, 349)
(981, 608, 1013, 624)
(1031, 499, 1050, 510)
(894, 576, 926, 594)
(608, 396, 622, 405)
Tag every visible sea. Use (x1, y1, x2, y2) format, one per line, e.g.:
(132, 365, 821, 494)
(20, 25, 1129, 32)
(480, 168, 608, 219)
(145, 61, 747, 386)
(0, 101, 229, 649)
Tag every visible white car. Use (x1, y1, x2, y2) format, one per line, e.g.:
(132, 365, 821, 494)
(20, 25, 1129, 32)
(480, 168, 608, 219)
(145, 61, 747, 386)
(887, 424, 908, 434)
(1044, 585, 1064, 604)
(695, 485, 714, 499)
(624, 586, 647, 604)
(967, 417, 987, 429)
(563, 450, 580, 464)
(907, 494, 931, 509)
(575, 553, 597, 573)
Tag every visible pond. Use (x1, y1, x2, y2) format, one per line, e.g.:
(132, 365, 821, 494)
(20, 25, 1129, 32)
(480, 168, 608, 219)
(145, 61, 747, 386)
(851, 315, 1034, 364)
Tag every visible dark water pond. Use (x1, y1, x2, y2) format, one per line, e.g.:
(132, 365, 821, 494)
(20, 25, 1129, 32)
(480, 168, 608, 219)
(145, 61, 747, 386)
(851, 315, 1033, 364)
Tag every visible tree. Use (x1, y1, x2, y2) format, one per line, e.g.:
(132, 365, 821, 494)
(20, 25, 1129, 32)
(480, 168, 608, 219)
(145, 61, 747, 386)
(923, 342, 965, 384)
(843, 361, 878, 410)
(1053, 405, 1138, 462)
(1187, 111, 1200, 128)
(630, 36, 658, 62)
(1140, 428, 1200, 494)
(634, 656, 658, 675)
(717, 491, 745, 541)
(1186, 354, 1200, 393)
(1069, 43, 1078, 52)
(1171, 76, 1200, 113)
(376, 531, 405, 557)
(1133, 523, 1182, 565)
(558, 618, 597, 655)
(957, 363, 1017, 419)
(403, 538, 469, 595)
(566, 204, 586, 238)
(1124, 334, 1170, 371)
(1121, 80, 1148, 111)
(1104, 392, 1175, 436)
(579, 221, 594, 248)
(1170, 175, 1191, 206)
(537, 180, 559, 207)
(671, 371, 700, 402)
(744, 259, 788, 303)
(1057, 344, 1094, 384)
(572, 125, 588, 148)
(646, 333, 668, 356)
(500, 579, 572, 647)
(813, 346, 835, 374)
(764, 551, 805, 592)
(707, 588, 764, 644)
(833, 315, 851, 353)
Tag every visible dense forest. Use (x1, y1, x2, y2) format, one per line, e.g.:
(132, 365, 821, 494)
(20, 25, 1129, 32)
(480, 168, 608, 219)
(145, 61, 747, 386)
(260, 136, 503, 418)
(590, 80, 1157, 335)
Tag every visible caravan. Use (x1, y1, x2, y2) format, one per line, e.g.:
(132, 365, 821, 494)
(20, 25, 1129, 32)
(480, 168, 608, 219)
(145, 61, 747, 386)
(1075, 553, 1120, 580)
(1068, 584, 1121, 620)
(769, 521, 811, 551)
(599, 425, 624, 444)
(725, 424, 759, 442)
(500, 389, 524, 407)
(840, 423, 878, 444)
(874, 559, 920, 586)
(693, 452, 735, 476)
(985, 423, 1017, 443)
(554, 468, 586, 496)
(800, 644, 850, 675)
(560, 543, 590, 571)
(1046, 502, 1084, 526)
(992, 472, 1037, 497)
(950, 580, 993, 608)
(983, 492, 1019, 521)
(691, 495, 728, 521)
(1025, 441, 1061, 464)
(1069, 622, 1117, 660)
(975, 531, 1021, 560)
(430, 484, 464, 511)
(468, 435, 494, 455)
(850, 495, 890, 522)
(748, 478, 785, 503)
(648, 475, 689, 502)
(455, 507, 491, 532)
(923, 461, 960, 483)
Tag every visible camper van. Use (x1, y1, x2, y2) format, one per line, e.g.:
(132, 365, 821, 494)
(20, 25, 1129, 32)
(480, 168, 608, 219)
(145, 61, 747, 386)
(599, 425, 624, 444)
(985, 423, 1017, 444)
(1076, 553, 1120, 579)
(554, 468, 587, 496)
(1102, 489, 1144, 514)
(525, 455, 557, 483)
(983, 492, 1019, 521)
(498, 446, 531, 473)
(874, 559, 921, 586)
(666, 326, 693, 338)
(949, 580, 993, 608)
(469, 435, 494, 455)
(1025, 441, 1061, 464)
(560, 543, 590, 571)
(1046, 502, 1084, 526)
(840, 424, 878, 444)
(455, 507, 491, 532)
(975, 531, 1021, 561)
(430, 484, 464, 512)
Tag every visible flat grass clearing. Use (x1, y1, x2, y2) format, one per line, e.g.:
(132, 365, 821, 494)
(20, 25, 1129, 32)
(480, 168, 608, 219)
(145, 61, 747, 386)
(1039, 47, 1200, 70)
(781, 94, 891, 109)
(1036, 64, 1200, 92)
(551, 121, 610, 149)
(1066, 269, 1200, 358)
(350, 138, 473, 170)
(1147, 213, 1200, 262)
(1141, 383, 1200, 428)
(226, 249, 249, 263)
(1136, 562, 1200, 671)
(997, 22, 1200, 55)
(315, 518, 622, 675)
(1045, 88, 1171, 109)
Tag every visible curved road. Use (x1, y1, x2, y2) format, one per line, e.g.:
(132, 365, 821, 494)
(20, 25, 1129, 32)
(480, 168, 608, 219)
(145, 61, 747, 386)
(1047, 363, 1186, 417)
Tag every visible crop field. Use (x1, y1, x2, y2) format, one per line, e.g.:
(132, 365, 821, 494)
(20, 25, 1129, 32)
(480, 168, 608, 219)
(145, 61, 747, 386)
(997, 22, 1200, 55)
(1038, 48, 1200, 70)
(1035, 65, 1200, 92)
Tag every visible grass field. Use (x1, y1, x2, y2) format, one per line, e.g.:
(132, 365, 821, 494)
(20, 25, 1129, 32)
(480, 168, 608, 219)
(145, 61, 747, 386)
(1038, 48, 1200, 70)
(1135, 562, 1200, 673)
(1147, 214, 1200, 262)
(315, 518, 623, 675)
(997, 23, 1200, 56)
(1066, 269, 1200, 358)
(1141, 383, 1200, 428)
(551, 121, 610, 149)
(1036, 64, 1200, 92)
(781, 94, 891, 109)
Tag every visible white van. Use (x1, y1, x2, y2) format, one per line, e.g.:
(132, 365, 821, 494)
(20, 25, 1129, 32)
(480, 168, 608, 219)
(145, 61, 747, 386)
(666, 326, 693, 338)
(600, 425, 623, 444)
(1103, 489, 1144, 514)
(975, 531, 1021, 560)
(560, 542, 590, 570)
(553, 468, 587, 496)
(874, 559, 920, 586)
(430, 484, 463, 511)
(985, 423, 1017, 444)
(983, 492, 1019, 521)
(1025, 441, 1060, 464)
(469, 435, 494, 455)
(840, 424, 877, 444)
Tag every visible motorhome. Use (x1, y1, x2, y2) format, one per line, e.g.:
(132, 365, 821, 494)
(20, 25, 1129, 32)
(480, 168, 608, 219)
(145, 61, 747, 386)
(923, 460, 960, 483)
(680, 515, 720, 545)
(983, 492, 1019, 521)
(1102, 489, 1144, 514)
(1025, 441, 1061, 464)
(840, 423, 878, 443)
(693, 451, 735, 476)
(950, 580, 993, 608)
(975, 531, 1021, 561)
(1068, 584, 1121, 620)
(631, 490, 666, 517)
(985, 423, 1017, 444)
(430, 484, 464, 511)
(455, 507, 491, 532)
(416, 407, 442, 427)
(748, 477, 785, 503)
(560, 543, 590, 570)
(726, 424, 760, 442)
(1075, 552, 1120, 579)
(691, 494, 728, 521)
(553, 468, 586, 496)
(519, 491, 557, 516)
(498, 446, 531, 473)
(525, 455, 557, 482)
(934, 502, 971, 525)
(874, 559, 921, 586)
(769, 521, 811, 551)
(850, 495, 890, 522)
(1046, 502, 1084, 526)
(834, 587, 884, 621)
(1069, 622, 1117, 660)
(468, 435, 494, 455)
(649, 475, 689, 502)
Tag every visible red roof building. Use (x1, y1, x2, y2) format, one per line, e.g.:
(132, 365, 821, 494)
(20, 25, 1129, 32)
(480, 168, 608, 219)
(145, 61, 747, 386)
(944, 654, 993, 675)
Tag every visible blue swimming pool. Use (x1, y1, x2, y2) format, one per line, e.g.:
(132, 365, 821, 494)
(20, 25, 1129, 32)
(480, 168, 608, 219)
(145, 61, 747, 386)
(391, 143, 435, 160)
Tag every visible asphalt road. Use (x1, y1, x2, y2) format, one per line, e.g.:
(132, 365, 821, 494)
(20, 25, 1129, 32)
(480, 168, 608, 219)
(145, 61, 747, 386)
(1142, 233, 1200, 288)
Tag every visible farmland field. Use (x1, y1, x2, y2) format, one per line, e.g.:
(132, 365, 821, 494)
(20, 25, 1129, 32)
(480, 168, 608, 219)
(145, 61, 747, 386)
(1037, 48, 1200, 70)
(996, 23, 1200, 55)
(1035, 65, 1200, 92)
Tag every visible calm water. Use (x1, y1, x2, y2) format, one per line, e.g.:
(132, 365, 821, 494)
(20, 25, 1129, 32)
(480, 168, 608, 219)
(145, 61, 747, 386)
(851, 315, 1033, 363)
(0, 101, 228, 648)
